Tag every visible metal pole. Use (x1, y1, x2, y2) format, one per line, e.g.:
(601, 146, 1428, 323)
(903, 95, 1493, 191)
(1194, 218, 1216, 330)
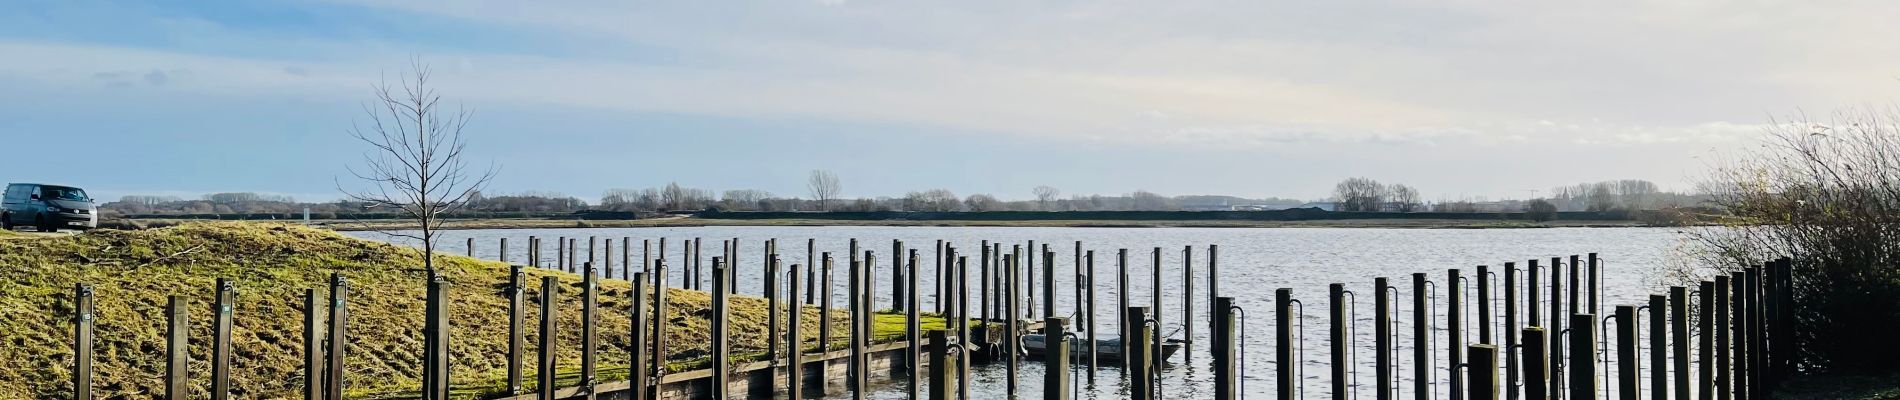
(1046, 317, 1072, 400)
(1524, 328, 1550, 400)
(1570, 314, 1600, 400)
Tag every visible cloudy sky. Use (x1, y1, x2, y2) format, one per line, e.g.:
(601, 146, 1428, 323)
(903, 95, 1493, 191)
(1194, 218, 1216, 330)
(4, 0, 1897, 203)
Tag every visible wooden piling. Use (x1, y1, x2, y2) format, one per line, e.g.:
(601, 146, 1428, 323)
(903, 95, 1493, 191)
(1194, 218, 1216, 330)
(1413, 273, 1429, 400)
(1279, 287, 1297, 400)
(1046, 247, 1059, 331)
(1550, 258, 1566, 400)
(767, 257, 782, 362)
(1149, 247, 1163, 373)
(1616, 306, 1637, 400)
(1452, 268, 1467, 400)
(1671, 287, 1691, 400)
(652, 260, 669, 388)
(1505, 263, 1519, 400)
(1480, 265, 1493, 345)
(326, 274, 347, 400)
(1046, 317, 1072, 400)
(1086, 250, 1099, 376)
(1119, 249, 1132, 372)
(537, 277, 557, 400)
(1730, 271, 1748, 400)
(1376, 277, 1394, 400)
(1130, 306, 1156, 400)
(1026, 242, 1036, 320)
(1571, 314, 1600, 400)
(508, 266, 525, 394)
(212, 278, 234, 400)
(606, 239, 615, 279)
(818, 253, 834, 396)
(1331, 283, 1350, 400)
(852, 256, 871, 399)
(167, 295, 188, 400)
(1471, 345, 1500, 400)
(581, 264, 598, 399)
(1649, 296, 1667, 400)
(426, 276, 449, 399)
(1208, 244, 1221, 342)
(630, 272, 649, 400)
(908, 250, 922, 400)
(557, 237, 565, 272)
(1184, 245, 1195, 361)
(304, 288, 325, 400)
(1769, 259, 1793, 387)
(73, 283, 94, 400)
(981, 242, 993, 328)
(788, 266, 805, 400)
(501, 238, 509, 263)
(1699, 281, 1715, 400)
(935, 240, 945, 313)
(1215, 296, 1241, 400)
(1524, 328, 1550, 400)
(1588, 254, 1600, 315)
(956, 255, 972, 400)
(1528, 260, 1542, 328)
(929, 330, 953, 400)
(1005, 256, 1020, 397)
(622, 237, 630, 280)
(1744, 267, 1762, 400)
(895, 240, 907, 312)
(712, 257, 731, 400)
(468, 237, 475, 257)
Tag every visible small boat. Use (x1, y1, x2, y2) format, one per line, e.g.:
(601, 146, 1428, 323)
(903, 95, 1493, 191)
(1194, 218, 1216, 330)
(1020, 333, 1184, 364)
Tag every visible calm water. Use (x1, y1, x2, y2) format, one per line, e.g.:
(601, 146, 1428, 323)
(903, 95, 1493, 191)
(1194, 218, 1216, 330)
(350, 226, 1687, 399)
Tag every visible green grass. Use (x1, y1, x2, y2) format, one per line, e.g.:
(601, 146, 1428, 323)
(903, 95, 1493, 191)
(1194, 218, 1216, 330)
(0, 222, 952, 399)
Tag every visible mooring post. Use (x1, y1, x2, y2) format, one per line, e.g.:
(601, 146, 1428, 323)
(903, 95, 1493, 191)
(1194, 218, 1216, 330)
(848, 257, 865, 398)
(1714, 275, 1731, 400)
(1331, 283, 1350, 400)
(1505, 263, 1520, 400)
(1279, 287, 1297, 400)
(1026, 241, 1036, 320)
(73, 283, 94, 400)
(507, 266, 526, 394)
(557, 236, 565, 272)
(1744, 267, 1763, 400)
(1413, 273, 1430, 400)
(569, 237, 578, 273)
(501, 237, 509, 263)
(1479, 265, 1494, 345)
(813, 238, 821, 306)
(167, 295, 189, 399)
(789, 265, 806, 400)
(1710, 280, 1725, 400)
(630, 271, 649, 400)
(1183, 245, 1195, 361)
(326, 274, 347, 400)
(1119, 248, 1132, 372)
(1528, 260, 1542, 328)
(1208, 245, 1221, 340)
(1131, 306, 1156, 400)
(622, 237, 630, 280)
(1215, 296, 1241, 400)
(1588, 254, 1600, 316)
(652, 260, 669, 388)
(935, 240, 945, 313)
(1047, 247, 1059, 330)
(929, 330, 953, 400)
(957, 255, 972, 400)
(1471, 344, 1500, 400)
(1452, 268, 1467, 400)
(304, 288, 325, 400)
(580, 264, 598, 399)
(858, 255, 875, 399)
(1649, 296, 1667, 400)
(1046, 317, 1072, 400)
(1568, 256, 1580, 316)
(1376, 277, 1394, 400)
(818, 254, 835, 396)
(1730, 271, 1748, 400)
(1006, 256, 1021, 397)
(426, 276, 450, 400)
(895, 240, 907, 312)
(212, 278, 234, 400)
(713, 257, 732, 400)
(468, 237, 475, 257)
(1086, 250, 1099, 377)
(1617, 306, 1638, 400)
(1075, 241, 1084, 336)
(908, 250, 923, 400)
(768, 257, 782, 362)
(606, 239, 615, 279)
(1550, 257, 1566, 400)
(981, 242, 993, 330)
(1524, 328, 1550, 400)
(1571, 314, 1600, 400)
(1770, 259, 1793, 387)
(537, 277, 557, 400)
(1671, 287, 1691, 400)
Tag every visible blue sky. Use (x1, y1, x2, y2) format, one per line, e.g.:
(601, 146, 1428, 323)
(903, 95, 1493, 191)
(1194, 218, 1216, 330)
(4, 0, 1898, 203)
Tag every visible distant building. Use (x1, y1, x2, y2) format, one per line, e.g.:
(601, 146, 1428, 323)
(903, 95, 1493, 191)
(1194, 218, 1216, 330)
(1296, 202, 1339, 211)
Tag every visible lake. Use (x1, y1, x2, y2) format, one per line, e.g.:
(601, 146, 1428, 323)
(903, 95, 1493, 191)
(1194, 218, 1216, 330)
(349, 226, 1688, 399)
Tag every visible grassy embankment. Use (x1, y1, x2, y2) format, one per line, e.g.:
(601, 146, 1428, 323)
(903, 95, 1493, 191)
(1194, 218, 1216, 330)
(0, 222, 943, 399)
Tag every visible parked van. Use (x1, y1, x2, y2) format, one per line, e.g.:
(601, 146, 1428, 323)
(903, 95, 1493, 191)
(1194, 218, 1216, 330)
(2, 183, 97, 232)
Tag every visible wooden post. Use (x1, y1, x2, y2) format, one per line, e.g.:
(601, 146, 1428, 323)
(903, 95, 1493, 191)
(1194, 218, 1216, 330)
(212, 278, 235, 400)
(1671, 287, 1691, 400)
(1571, 314, 1600, 400)
(712, 257, 731, 400)
(1027, 241, 1036, 320)
(652, 260, 669, 388)
(1528, 260, 1542, 328)
(1046, 317, 1072, 400)
(630, 271, 648, 400)
(895, 240, 907, 312)
(507, 266, 525, 394)
(426, 276, 449, 400)
(1617, 306, 1638, 400)
(1279, 287, 1297, 400)
(981, 242, 992, 332)
(1770, 259, 1793, 387)
(580, 264, 598, 399)
(1471, 345, 1500, 400)
(1150, 247, 1162, 372)
(326, 274, 347, 400)
(1524, 328, 1550, 400)
(1413, 273, 1430, 400)
(1331, 283, 1350, 400)
(1048, 247, 1060, 332)
(1086, 250, 1099, 377)
(1118, 249, 1132, 372)
(73, 283, 94, 400)
(304, 288, 325, 400)
(1480, 265, 1494, 345)
(1699, 281, 1715, 400)
(537, 277, 557, 400)
(167, 295, 189, 400)
(1215, 296, 1241, 400)
(1505, 263, 1519, 400)
(1744, 267, 1762, 400)
(856, 255, 873, 398)
(1649, 296, 1667, 400)
(1588, 254, 1600, 315)
(622, 237, 631, 280)
(1130, 306, 1155, 400)
(935, 240, 944, 312)
(768, 257, 782, 363)
(788, 265, 805, 400)
(1550, 257, 1566, 400)
(606, 239, 615, 279)
(1730, 272, 1747, 400)
(468, 237, 474, 257)
(558, 236, 565, 271)
(957, 255, 972, 400)
(1208, 244, 1221, 345)
(908, 250, 922, 400)
(1376, 277, 1394, 400)
(1184, 245, 1195, 361)
(929, 330, 953, 400)
(502, 237, 509, 263)
(1452, 268, 1466, 400)
(819, 253, 834, 396)
(1006, 256, 1020, 397)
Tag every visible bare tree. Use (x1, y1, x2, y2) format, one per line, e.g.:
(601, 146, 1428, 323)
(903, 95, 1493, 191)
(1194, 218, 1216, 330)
(1033, 186, 1061, 210)
(1389, 184, 1421, 212)
(964, 194, 1003, 211)
(808, 170, 842, 211)
(1332, 177, 1386, 212)
(338, 60, 495, 277)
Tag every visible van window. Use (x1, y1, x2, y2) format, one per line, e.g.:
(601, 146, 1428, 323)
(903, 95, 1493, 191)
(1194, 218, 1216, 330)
(42, 186, 87, 201)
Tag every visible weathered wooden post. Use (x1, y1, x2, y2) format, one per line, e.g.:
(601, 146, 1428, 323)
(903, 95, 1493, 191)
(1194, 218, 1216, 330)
(1046, 317, 1072, 400)
(507, 266, 525, 394)
(167, 295, 189, 400)
(579, 264, 598, 399)
(606, 239, 615, 279)
(1729, 272, 1746, 400)
(1744, 267, 1763, 400)
(1130, 306, 1156, 400)
(1026, 242, 1036, 320)
(981, 242, 993, 328)
(1376, 277, 1394, 400)
(1617, 306, 1638, 400)
(1649, 296, 1667, 400)
(1331, 283, 1351, 400)
(908, 250, 922, 400)
(819, 253, 834, 396)
(1550, 257, 1566, 400)
(1279, 287, 1297, 400)
(895, 240, 907, 312)
(630, 271, 649, 400)
(1770, 259, 1793, 387)
(1671, 286, 1691, 400)
(1208, 245, 1221, 341)
(1529, 260, 1542, 328)
(1568, 256, 1581, 316)
(652, 260, 670, 389)
(305, 288, 325, 400)
(957, 255, 972, 400)
(73, 283, 94, 400)
(1506, 263, 1520, 400)
(1184, 245, 1195, 360)
(537, 277, 557, 400)
(212, 278, 234, 400)
(768, 256, 782, 362)
(1571, 314, 1600, 400)
(468, 237, 475, 257)
(788, 265, 806, 400)
(622, 237, 630, 280)
(1480, 265, 1494, 346)
(501, 237, 510, 264)
(1588, 254, 1600, 315)
(326, 274, 347, 400)
(1075, 241, 1084, 335)
(811, 238, 820, 306)
(1006, 256, 1021, 397)
(712, 257, 732, 400)
(935, 240, 945, 312)
(1452, 268, 1466, 400)
(856, 255, 874, 399)
(929, 330, 954, 400)
(1047, 247, 1059, 330)
(1119, 248, 1132, 372)
(557, 236, 565, 271)
(1215, 296, 1241, 400)
(426, 276, 450, 400)
(1699, 281, 1715, 400)
(1471, 344, 1501, 400)
(1150, 247, 1163, 369)
(569, 237, 579, 272)
(1414, 273, 1430, 400)
(1524, 328, 1550, 400)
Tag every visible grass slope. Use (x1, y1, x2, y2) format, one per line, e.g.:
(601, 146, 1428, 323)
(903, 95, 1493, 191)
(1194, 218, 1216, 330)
(0, 222, 941, 399)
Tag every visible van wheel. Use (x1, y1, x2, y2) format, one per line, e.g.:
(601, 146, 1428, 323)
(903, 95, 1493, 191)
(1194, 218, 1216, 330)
(0, 212, 11, 230)
(35, 214, 52, 233)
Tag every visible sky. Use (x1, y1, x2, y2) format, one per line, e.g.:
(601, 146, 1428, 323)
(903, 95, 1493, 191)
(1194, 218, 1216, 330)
(3, 0, 1898, 203)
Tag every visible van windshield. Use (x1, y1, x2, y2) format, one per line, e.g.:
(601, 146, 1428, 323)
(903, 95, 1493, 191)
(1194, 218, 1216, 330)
(42, 186, 88, 201)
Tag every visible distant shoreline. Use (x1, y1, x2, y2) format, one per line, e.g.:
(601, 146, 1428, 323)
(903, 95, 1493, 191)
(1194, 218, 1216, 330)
(120, 217, 1658, 231)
